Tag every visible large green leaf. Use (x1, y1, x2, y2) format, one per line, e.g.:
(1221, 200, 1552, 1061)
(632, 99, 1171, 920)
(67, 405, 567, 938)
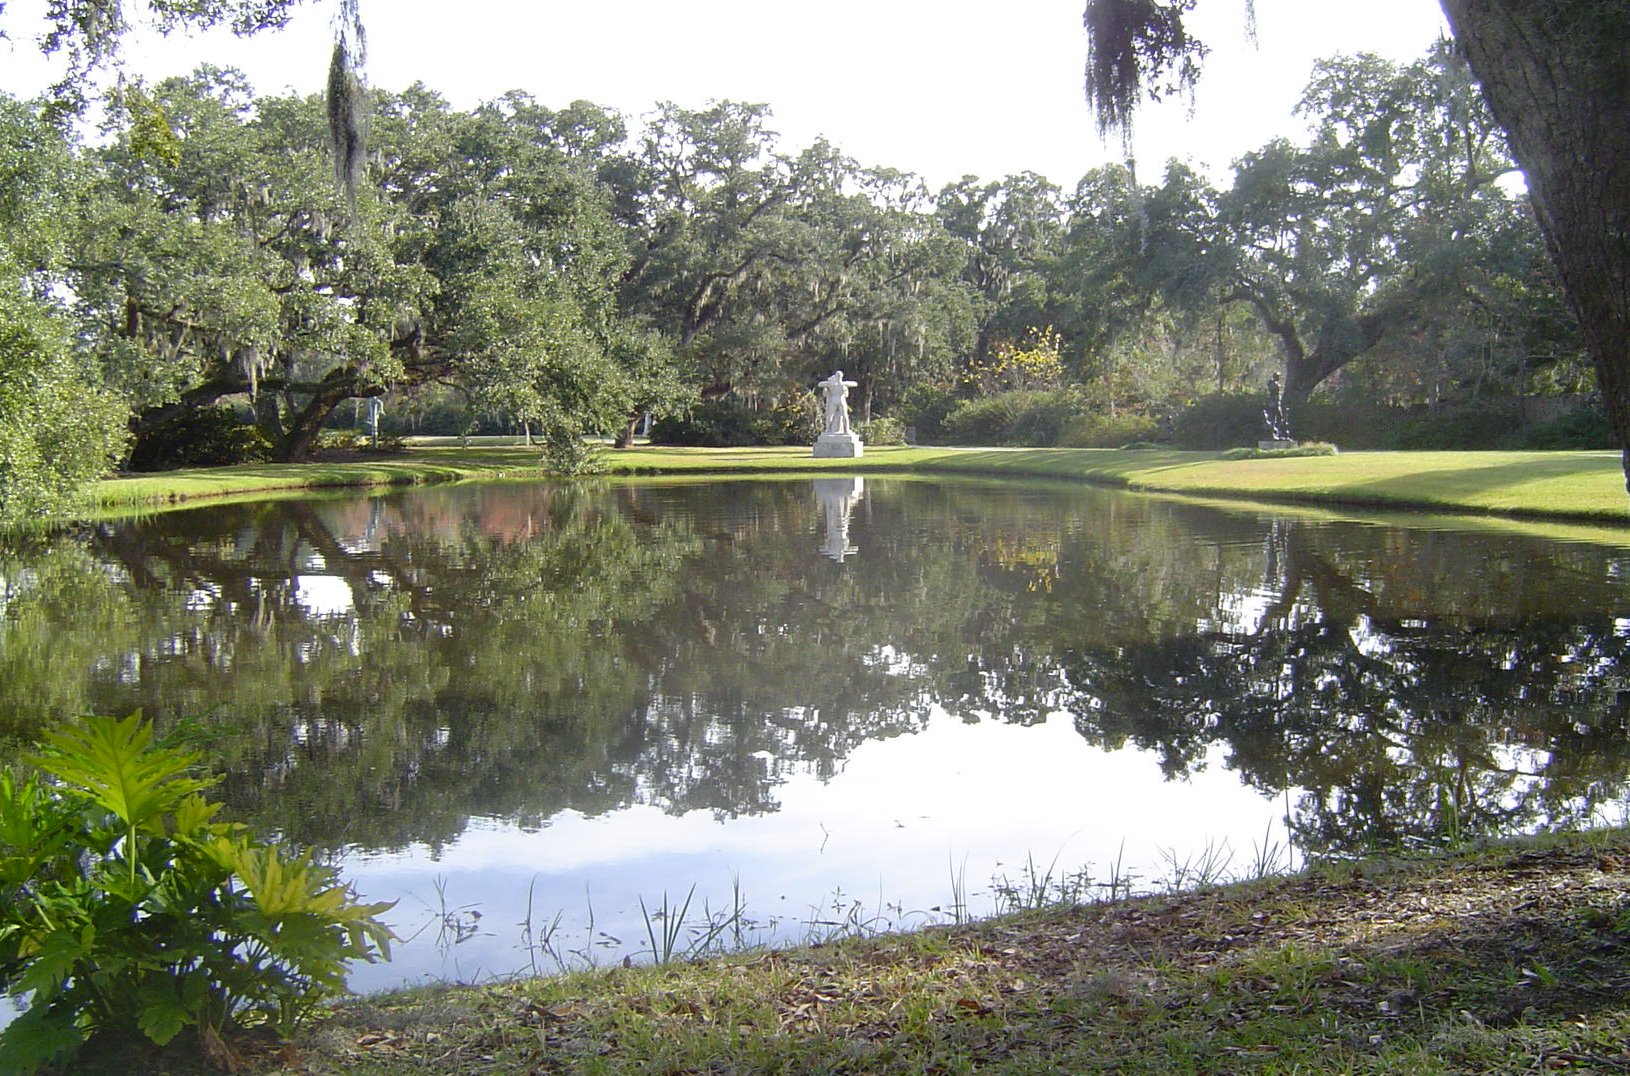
(0, 1003, 85, 1075)
(216, 837, 396, 962)
(14, 925, 93, 1000)
(0, 772, 71, 887)
(29, 713, 216, 833)
(135, 972, 209, 1046)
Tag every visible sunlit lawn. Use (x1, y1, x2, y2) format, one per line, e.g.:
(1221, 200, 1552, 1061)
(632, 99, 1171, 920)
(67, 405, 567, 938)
(91, 442, 1630, 526)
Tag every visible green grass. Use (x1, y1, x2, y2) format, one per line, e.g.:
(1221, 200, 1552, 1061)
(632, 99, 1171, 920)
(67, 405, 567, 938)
(88, 442, 1630, 527)
(80, 830, 1630, 1074)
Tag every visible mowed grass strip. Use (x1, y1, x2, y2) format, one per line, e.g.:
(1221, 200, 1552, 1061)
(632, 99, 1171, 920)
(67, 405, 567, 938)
(903, 447, 1630, 522)
(91, 442, 1630, 525)
(1126, 449, 1630, 521)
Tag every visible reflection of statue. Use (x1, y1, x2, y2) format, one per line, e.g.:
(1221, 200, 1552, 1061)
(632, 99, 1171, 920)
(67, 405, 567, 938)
(1263, 374, 1291, 442)
(813, 477, 864, 561)
(812, 370, 865, 458)
(818, 370, 858, 435)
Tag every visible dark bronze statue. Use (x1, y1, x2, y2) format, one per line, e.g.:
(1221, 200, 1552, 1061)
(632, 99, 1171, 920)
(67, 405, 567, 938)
(1263, 374, 1291, 441)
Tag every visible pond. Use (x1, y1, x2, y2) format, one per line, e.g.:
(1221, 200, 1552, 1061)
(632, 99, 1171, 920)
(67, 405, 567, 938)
(2, 475, 1629, 993)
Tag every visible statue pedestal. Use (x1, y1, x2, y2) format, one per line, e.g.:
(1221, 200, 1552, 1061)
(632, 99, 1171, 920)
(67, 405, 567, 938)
(813, 432, 864, 458)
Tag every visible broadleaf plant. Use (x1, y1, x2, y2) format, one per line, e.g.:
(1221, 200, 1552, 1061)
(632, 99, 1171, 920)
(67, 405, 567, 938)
(0, 713, 396, 1073)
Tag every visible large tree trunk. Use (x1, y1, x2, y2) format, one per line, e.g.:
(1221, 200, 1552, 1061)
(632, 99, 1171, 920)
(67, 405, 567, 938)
(276, 380, 355, 461)
(612, 410, 641, 449)
(1441, 0, 1630, 492)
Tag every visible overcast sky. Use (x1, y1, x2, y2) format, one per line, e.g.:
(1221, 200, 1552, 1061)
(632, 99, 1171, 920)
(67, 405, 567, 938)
(2, 0, 1450, 190)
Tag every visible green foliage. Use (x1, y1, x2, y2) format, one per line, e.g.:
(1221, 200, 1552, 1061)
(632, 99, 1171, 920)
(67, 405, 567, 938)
(896, 383, 956, 443)
(125, 405, 273, 471)
(650, 398, 812, 447)
(1392, 403, 1525, 451)
(854, 415, 906, 446)
(1220, 442, 1340, 460)
(1283, 398, 1402, 450)
(0, 285, 129, 519)
(0, 714, 394, 1072)
(1170, 393, 1266, 450)
(1383, 400, 1612, 451)
(1058, 411, 1161, 448)
(1523, 402, 1615, 450)
(942, 389, 1086, 446)
(540, 428, 605, 475)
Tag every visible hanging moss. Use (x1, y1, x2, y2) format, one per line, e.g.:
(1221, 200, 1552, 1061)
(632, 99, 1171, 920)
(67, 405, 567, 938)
(1082, 0, 1217, 139)
(326, 38, 368, 206)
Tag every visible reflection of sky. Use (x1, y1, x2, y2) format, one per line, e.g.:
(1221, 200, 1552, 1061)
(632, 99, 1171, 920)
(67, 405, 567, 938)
(342, 707, 1294, 993)
(291, 573, 355, 618)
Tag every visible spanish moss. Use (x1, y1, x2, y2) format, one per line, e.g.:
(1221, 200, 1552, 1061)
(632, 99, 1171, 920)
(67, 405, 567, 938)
(1082, 0, 1208, 141)
(326, 36, 367, 206)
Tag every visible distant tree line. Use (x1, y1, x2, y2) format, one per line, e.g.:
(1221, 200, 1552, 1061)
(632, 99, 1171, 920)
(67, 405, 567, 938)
(0, 40, 1596, 514)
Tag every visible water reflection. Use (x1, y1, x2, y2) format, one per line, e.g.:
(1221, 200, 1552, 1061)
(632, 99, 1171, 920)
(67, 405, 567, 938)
(2, 478, 1630, 982)
(813, 477, 865, 561)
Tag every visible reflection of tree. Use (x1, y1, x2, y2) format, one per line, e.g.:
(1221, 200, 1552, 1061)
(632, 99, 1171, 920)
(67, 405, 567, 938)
(2, 480, 1629, 856)
(1047, 523, 1630, 854)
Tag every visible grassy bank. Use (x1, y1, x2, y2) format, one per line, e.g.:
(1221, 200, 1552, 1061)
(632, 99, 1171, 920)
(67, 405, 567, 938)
(84, 829, 1630, 1074)
(90, 442, 1630, 526)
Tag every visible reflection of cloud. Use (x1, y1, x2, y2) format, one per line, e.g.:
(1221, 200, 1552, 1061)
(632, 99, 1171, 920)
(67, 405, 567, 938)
(342, 708, 1291, 992)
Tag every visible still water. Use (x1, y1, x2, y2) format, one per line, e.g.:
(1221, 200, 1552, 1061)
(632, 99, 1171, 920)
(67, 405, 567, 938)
(3, 476, 1629, 991)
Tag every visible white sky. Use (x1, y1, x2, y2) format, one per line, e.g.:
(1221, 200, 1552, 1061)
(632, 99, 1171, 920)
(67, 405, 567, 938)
(1, 0, 1450, 190)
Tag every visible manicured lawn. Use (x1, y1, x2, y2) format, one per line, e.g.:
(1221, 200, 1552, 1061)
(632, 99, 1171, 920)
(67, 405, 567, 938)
(90, 442, 1630, 526)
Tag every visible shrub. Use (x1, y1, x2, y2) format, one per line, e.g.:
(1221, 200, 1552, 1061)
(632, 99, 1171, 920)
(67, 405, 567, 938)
(1221, 441, 1340, 460)
(540, 428, 605, 475)
(1058, 412, 1162, 448)
(1288, 398, 1401, 449)
(1391, 402, 1519, 450)
(942, 389, 1085, 446)
(1170, 393, 1267, 450)
(0, 714, 394, 1073)
(855, 415, 906, 445)
(1512, 401, 1615, 450)
(126, 406, 273, 471)
(0, 289, 129, 518)
(896, 384, 956, 443)
(312, 429, 405, 455)
(650, 399, 812, 447)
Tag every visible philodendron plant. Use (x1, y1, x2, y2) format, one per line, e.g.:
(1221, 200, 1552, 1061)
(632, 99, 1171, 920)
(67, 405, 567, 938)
(0, 713, 395, 1072)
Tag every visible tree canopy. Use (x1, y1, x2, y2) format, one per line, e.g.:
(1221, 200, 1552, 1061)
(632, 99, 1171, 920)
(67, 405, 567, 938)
(1082, 0, 1630, 489)
(0, 10, 1602, 515)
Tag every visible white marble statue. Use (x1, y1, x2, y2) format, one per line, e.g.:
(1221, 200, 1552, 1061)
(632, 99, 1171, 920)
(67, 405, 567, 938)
(817, 370, 858, 436)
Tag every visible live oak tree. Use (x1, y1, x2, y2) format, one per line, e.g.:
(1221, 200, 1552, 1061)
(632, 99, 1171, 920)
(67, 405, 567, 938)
(620, 102, 974, 423)
(1436, 1, 1630, 488)
(1215, 46, 1534, 402)
(780, 146, 974, 420)
(1084, 0, 1630, 488)
(63, 74, 650, 463)
(0, 95, 127, 517)
(936, 172, 1066, 367)
(0, 0, 316, 510)
(70, 68, 400, 463)
(1050, 160, 1227, 406)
